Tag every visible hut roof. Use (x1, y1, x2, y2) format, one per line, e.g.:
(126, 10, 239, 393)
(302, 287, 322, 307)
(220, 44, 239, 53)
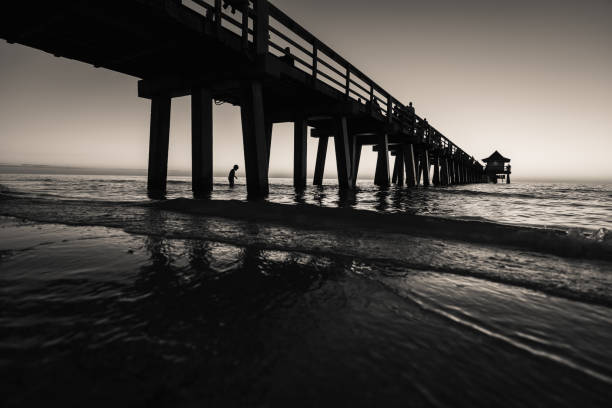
(482, 150, 510, 163)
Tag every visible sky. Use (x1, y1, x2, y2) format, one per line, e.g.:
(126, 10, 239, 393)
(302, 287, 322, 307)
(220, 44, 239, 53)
(1, 0, 611, 181)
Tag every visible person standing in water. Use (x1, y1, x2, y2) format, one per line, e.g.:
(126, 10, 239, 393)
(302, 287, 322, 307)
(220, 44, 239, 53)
(228, 165, 239, 187)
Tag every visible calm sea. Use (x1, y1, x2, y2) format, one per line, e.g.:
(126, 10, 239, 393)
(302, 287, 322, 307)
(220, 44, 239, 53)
(1, 173, 611, 406)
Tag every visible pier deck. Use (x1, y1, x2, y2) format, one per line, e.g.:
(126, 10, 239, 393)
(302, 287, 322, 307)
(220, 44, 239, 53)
(1, 0, 486, 197)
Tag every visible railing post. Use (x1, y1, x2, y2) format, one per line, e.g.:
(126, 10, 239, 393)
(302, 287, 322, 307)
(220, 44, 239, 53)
(345, 68, 350, 99)
(387, 97, 393, 124)
(312, 42, 318, 79)
(369, 85, 374, 113)
(254, 0, 269, 56)
(214, 0, 222, 32)
(241, 3, 249, 49)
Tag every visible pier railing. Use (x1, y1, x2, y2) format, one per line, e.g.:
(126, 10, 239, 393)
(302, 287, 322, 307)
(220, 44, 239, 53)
(181, 0, 472, 159)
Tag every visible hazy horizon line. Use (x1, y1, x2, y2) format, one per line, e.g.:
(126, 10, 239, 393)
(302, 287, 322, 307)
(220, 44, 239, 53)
(1, 163, 610, 183)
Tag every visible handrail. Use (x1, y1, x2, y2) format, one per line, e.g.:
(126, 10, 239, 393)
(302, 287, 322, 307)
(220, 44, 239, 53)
(181, 0, 475, 160)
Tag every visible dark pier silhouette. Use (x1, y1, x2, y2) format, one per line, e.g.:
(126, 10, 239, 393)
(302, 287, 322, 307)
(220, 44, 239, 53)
(1, 0, 488, 198)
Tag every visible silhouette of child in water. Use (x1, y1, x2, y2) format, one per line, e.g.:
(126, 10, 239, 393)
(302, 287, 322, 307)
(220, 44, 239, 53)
(228, 165, 239, 187)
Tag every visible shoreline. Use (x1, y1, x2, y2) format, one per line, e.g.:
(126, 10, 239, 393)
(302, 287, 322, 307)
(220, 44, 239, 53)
(152, 198, 612, 262)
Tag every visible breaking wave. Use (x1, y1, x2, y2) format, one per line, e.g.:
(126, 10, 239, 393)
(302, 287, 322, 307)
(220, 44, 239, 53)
(1, 193, 611, 263)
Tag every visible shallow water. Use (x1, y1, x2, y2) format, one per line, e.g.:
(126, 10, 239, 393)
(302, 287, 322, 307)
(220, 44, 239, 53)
(1, 174, 610, 230)
(1, 174, 611, 406)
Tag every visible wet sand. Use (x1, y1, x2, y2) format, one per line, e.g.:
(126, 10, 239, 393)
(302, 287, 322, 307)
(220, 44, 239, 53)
(1, 215, 612, 407)
(155, 198, 612, 261)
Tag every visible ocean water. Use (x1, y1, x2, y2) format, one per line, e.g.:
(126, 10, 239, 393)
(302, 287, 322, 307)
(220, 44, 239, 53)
(1, 173, 611, 230)
(1, 173, 611, 407)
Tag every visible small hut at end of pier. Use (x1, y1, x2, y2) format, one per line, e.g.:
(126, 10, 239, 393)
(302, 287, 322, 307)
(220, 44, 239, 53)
(482, 151, 511, 184)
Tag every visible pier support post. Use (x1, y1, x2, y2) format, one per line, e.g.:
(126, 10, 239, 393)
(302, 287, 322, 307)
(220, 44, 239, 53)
(395, 151, 405, 187)
(404, 144, 417, 187)
(313, 136, 328, 185)
(265, 121, 273, 176)
(454, 162, 459, 184)
(391, 158, 398, 184)
(432, 156, 441, 186)
(293, 117, 307, 188)
(191, 88, 213, 197)
(440, 158, 449, 186)
(240, 81, 269, 197)
(147, 95, 171, 198)
(352, 138, 363, 185)
(334, 116, 353, 189)
(421, 150, 431, 186)
(374, 135, 390, 186)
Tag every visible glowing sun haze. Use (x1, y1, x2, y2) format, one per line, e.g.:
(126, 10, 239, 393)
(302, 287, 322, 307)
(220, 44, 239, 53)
(0, 0, 610, 181)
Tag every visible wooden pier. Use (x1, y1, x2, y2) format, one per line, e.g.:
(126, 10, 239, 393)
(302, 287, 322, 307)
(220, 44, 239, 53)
(1, 0, 487, 197)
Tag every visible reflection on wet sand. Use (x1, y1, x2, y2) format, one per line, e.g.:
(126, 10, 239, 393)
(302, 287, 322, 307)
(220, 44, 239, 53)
(2, 214, 612, 407)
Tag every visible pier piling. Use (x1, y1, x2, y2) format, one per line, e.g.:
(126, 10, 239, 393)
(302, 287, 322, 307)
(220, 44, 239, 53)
(313, 136, 328, 186)
(240, 81, 269, 197)
(333, 117, 353, 189)
(396, 151, 405, 187)
(404, 144, 417, 187)
(432, 156, 441, 186)
(191, 88, 213, 196)
(265, 121, 273, 176)
(374, 135, 390, 187)
(421, 150, 431, 187)
(293, 118, 307, 188)
(352, 138, 363, 184)
(147, 96, 171, 198)
(391, 158, 399, 184)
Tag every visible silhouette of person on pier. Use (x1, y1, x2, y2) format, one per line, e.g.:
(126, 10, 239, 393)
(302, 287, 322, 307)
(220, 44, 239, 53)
(280, 47, 295, 66)
(407, 102, 415, 118)
(407, 102, 416, 131)
(223, 0, 249, 14)
(228, 165, 239, 187)
(367, 98, 382, 115)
